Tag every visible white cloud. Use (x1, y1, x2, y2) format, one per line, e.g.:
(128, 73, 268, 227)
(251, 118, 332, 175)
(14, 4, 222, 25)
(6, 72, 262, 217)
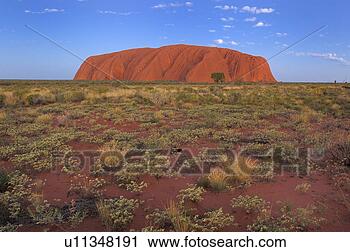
(25, 8, 64, 14)
(213, 39, 238, 46)
(220, 17, 234, 22)
(214, 5, 238, 11)
(294, 52, 350, 66)
(185, 2, 193, 7)
(254, 21, 271, 27)
(244, 17, 257, 22)
(152, 4, 167, 9)
(208, 29, 216, 33)
(223, 25, 233, 29)
(152, 2, 193, 9)
(45, 8, 64, 13)
(118, 12, 134, 16)
(98, 10, 117, 14)
(214, 39, 224, 45)
(276, 32, 288, 37)
(98, 10, 136, 15)
(241, 6, 274, 14)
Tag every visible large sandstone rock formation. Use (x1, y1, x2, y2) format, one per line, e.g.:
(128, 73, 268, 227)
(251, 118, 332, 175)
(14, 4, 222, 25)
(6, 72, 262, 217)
(74, 44, 277, 83)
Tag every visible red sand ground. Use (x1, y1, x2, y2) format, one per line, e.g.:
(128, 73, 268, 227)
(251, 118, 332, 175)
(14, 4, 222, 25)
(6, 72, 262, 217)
(21, 167, 350, 232)
(17, 138, 350, 232)
(74, 44, 277, 83)
(15, 116, 350, 232)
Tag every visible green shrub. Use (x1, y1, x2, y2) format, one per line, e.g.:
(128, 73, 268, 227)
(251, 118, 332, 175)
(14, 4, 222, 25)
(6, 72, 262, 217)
(26, 94, 54, 106)
(231, 195, 268, 214)
(65, 91, 85, 103)
(115, 172, 148, 193)
(0, 94, 5, 107)
(0, 171, 32, 220)
(248, 204, 325, 232)
(0, 202, 11, 226)
(177, 185, 205, 205)
(194, 208, 234, 232)
(211, 72, 225, 83)
(68, 175, 106, 199)
(96, 197, 140, 231)
(145, 205, 234, 232)
(196, 176, 211, 189)
(327, 140, 350, 168)
(28, 199, 63, 225)
(0, 170, 9, 193)
(295, 183, 311, 193)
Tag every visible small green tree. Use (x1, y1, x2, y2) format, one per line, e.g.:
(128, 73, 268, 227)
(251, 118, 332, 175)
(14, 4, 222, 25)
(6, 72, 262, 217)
(211, 72, 225, 83)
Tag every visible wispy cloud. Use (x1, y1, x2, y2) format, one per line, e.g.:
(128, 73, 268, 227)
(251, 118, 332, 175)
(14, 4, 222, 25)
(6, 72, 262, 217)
(98, 10, 117, 14)
(98, 10, 136, 16)
(244, 17, 257, 22)
(25, 8, 64, 14)
(214, 5, 238, 11)
(294, 52, 350, 66)
(223, 25, 233, 29)
(119, 12, 135, 16)
(152, 2, 193, 9)
(276, 32, 288, 37)
(208, 29, 216, 33)
(241, 6, 274, 14)
(220, 17, 234, 22)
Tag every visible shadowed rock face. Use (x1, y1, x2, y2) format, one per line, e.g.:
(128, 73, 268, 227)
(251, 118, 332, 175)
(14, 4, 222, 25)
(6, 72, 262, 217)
(74, 44, 277, 83)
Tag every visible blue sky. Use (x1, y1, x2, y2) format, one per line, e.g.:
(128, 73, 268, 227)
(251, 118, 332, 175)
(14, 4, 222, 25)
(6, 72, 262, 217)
(0, 0, 349, 82)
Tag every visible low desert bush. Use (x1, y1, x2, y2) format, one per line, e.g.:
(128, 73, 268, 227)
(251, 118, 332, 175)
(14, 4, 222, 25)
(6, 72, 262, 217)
(0, 111, 7, 121)
(326, 140, 350, 168)
(115, 172, 148, 193)
(0, 171, 33, 220)
(294, 109, 321, 124)
(68, 175, 106, 199)
(295, 182, 311, 193)
(64, 91, 85, 103)
(145, 202, 234, 232)
(207, 168, 229, 192)
(0, 94, 5, 107)
(231, 195, 268, 214)
(0, 170, 9, 193)
(0, 202, 11, 226)
(27, 197, 63, 225)
(165, 200, 191, 232)
(248, 204, 324, 232)
(230, 157, 258, 184)
(196, 176, 211, 189)
(194, 208, 234, 232)
(96, 197, 140, 231)
(26, 94, 54, 106)
(177, 184, 205, 205)
(35, 114, 53, 124)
